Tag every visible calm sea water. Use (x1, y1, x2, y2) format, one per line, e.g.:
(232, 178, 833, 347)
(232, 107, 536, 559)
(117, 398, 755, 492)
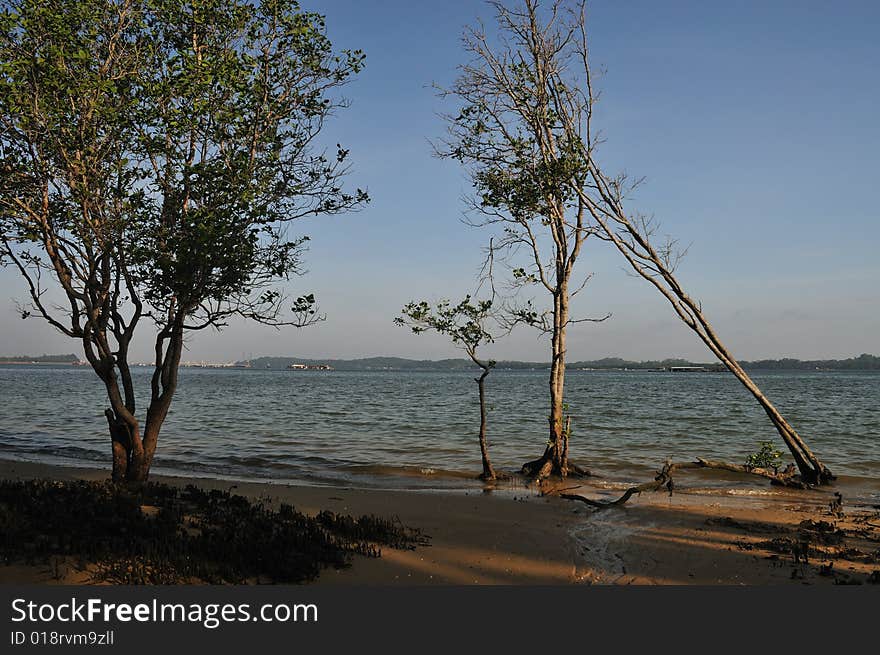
(0, 365, 878, 490)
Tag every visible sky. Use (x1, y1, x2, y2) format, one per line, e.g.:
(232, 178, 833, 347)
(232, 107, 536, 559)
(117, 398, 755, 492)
(1, 0, 878, 363)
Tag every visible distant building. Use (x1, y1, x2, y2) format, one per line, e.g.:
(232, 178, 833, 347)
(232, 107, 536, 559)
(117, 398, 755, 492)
(287, 363, 333, 371)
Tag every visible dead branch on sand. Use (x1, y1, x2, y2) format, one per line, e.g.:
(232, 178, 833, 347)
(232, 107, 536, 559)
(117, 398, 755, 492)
(550, 458, 811, 510)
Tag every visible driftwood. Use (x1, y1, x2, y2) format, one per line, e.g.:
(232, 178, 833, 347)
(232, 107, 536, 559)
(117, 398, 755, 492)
(553, 458, 810, 510)
(557, 461, 678, 510)
(691, 458, 806, 487)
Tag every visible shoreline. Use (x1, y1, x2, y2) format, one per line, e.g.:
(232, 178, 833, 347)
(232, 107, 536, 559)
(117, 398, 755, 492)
(1, 457, 878, 585)
(4, 449, 879, 498)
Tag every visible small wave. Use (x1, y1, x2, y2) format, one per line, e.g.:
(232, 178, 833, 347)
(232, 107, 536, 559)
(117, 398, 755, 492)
(340, 463, 477, 480)
(710, 488, 780, 497)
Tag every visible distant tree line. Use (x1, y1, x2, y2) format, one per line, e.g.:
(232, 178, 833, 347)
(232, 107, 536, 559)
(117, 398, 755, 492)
(0, 353, 80, 363)
(241, 354, 880, 372)
(738, 354, 880, 371)
(5, 353, 875, 370)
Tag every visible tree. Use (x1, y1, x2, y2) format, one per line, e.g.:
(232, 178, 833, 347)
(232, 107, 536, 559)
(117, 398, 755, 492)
(0, 0, 367, 482)
(439, 0, 615, 480)
(395, 297, 498, 480)
(574, 172, 834, 483)
(570, 19, 831, 485)
(480, 1, 834, 484)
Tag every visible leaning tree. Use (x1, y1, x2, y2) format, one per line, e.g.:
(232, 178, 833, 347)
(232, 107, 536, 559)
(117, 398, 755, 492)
(0, 0, 367, 482)
(438, 0, 610, 479)
(396, 297, 499, 480)
(486, 0, 832, 484)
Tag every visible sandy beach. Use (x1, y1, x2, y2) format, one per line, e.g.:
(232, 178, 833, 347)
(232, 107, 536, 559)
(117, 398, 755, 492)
(1, 457, 878, 586)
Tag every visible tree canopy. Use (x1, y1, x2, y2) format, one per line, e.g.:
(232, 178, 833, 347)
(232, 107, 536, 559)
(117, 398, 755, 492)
(0, 0, 367, 480)
(395, 296, 496, 366)
(1, 0, 367, 333)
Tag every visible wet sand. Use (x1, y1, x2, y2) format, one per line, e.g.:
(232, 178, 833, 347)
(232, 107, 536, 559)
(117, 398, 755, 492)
(565, 484, 880, 585)
(1, 458, 878, 585)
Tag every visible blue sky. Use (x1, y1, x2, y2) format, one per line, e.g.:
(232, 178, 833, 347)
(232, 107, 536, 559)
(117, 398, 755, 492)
(1, 0, 878, 362)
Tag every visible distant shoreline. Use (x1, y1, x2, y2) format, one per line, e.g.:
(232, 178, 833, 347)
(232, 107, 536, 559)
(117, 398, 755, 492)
(233, 353, 880, 372)
(0, 360, 82, 366)
(3, 353, 879, 371)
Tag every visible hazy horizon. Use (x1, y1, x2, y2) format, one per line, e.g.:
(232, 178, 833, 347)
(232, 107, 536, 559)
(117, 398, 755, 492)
(2, 349, 878, 366)
(1, 0, 877, 364)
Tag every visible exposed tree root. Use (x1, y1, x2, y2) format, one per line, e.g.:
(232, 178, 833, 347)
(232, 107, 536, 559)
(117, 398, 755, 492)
(520, 455, 550, 478)
(521, 417, 594, 480)
(521, 455, 591, 480)
(550, 458, 814, 510)
(567, 462, 592, 477)
(479, 470, 516, 483)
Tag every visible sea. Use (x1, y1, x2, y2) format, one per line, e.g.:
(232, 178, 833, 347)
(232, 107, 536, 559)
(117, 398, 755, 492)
(1, 365, 878, 499)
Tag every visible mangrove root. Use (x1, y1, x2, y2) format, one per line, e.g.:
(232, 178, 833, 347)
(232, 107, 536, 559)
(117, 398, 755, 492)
(521, 457, 591, 480)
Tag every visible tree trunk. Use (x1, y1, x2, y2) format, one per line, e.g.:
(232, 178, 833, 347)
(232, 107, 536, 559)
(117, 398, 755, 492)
(522, 288, 571, 478)
(104, 411, 164, 484)
(561, 415, 571, 473)
(476, 367, 496, 480)
(118, 323, 184, 483)
(121, 393, 175, 483)
(104, 407, 152, 484)
(125, 439, 151, 483)
(105, 408, 130, 482)
(719, 356, 832, 484)
(95, 359, 146, 484)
